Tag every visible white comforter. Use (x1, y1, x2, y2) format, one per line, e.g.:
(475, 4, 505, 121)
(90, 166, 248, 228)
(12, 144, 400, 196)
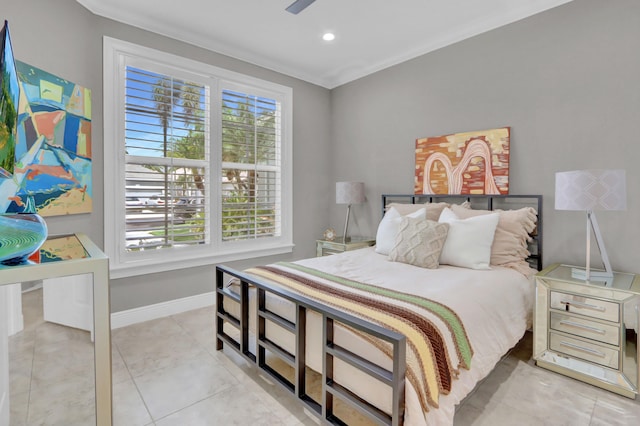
(224, 247, 534, 425)
(295, 247, 534, 425)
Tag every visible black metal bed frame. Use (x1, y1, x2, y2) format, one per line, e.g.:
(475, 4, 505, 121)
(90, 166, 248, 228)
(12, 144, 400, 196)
(216, 193, 543, 425)
(216, 266, 407, 425)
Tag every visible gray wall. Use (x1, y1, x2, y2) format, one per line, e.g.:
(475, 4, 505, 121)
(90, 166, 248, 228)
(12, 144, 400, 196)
(4, 0, 332, 311)
(330, 0, 640, 274)
(5, 0, 639, 312)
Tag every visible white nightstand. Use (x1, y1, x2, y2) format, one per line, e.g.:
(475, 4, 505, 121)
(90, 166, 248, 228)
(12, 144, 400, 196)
(533, 263, 640, 398)
(316, 237, 375, 257)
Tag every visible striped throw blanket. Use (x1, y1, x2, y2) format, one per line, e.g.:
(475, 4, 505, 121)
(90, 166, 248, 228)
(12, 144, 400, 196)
(245, 262, 473, 413)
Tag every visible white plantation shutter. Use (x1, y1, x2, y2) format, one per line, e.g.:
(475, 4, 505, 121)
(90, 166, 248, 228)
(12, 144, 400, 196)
(103, 38, 292, 277)
(221, 90, 281, 241)
(124, 66, 209, 251)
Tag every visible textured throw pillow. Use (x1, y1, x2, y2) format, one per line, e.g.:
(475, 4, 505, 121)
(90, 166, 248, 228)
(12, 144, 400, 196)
(375, 207, 426, 255)
(438, 207, 499, 270)
(449, 204, 537, 274)
(389, 217, 449, 269)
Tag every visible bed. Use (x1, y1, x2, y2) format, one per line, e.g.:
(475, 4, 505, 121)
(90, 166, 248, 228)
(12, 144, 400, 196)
(216, 194, 542, 425)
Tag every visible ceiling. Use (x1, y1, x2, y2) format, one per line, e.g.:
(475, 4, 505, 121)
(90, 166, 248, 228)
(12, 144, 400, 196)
(77, 0, 573, 89)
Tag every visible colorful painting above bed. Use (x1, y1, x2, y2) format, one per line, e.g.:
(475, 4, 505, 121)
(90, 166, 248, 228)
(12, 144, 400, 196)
(414, 127, 510, 195)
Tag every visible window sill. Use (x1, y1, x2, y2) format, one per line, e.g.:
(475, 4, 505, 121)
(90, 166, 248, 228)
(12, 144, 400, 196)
(109, 243, 295, 279)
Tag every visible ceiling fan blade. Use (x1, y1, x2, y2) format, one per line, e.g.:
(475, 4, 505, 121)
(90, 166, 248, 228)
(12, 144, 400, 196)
(286, 0, 316, 14)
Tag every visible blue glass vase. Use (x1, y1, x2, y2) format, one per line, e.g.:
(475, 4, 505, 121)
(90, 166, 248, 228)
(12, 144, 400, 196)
(0, 196, 48, 265)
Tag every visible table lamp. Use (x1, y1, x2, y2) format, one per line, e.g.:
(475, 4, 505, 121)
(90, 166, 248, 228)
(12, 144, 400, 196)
(555, 169, 626, 283)
(336, 182, 365, 242)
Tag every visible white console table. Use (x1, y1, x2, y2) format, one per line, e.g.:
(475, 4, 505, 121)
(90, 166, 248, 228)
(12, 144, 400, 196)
(0, 233, 112, 426)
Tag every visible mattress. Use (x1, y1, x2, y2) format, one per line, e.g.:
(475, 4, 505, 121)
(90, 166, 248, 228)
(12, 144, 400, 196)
(222, 247, 535, 425)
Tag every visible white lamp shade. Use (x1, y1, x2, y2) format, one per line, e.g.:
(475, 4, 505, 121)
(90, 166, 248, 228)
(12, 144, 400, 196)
(336, 182, 365, 204)
(555, 169, 626, 211)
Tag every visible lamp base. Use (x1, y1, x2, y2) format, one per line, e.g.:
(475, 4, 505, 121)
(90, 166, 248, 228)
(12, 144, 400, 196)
(342, 204, 352, 243)
(571, 267, 614, 285)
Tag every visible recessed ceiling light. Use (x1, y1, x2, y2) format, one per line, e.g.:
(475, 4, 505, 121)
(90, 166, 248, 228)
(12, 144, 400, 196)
(322, 32, 335, 42)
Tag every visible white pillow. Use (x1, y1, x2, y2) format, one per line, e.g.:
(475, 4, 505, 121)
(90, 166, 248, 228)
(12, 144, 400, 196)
(375, 207, 427, 255)
(438, 207, 499, 270)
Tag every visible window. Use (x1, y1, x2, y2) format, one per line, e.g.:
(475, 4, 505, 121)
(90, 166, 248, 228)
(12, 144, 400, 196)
(104, 38, 292, 278)
(124, 67, 209, 252)
(221, 90, 280, 241)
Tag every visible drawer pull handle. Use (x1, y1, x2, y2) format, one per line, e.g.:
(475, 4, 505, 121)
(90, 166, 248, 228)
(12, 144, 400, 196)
(559, 320, 606, 335)
(559, 341, 606, 358)
(560, 300, 606, 312)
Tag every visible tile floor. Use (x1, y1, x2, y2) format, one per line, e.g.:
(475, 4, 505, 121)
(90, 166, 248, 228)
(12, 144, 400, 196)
(8, 289, 640, 425)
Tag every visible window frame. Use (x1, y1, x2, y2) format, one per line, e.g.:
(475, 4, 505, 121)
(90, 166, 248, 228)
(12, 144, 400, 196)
(104, 37, 293, 279)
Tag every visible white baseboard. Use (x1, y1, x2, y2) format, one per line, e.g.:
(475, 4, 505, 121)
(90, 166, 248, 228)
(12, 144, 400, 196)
(111, 292, 215, 329)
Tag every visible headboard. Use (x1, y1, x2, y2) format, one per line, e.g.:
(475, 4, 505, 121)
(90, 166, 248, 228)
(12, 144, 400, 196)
(381, 194, 543, 271)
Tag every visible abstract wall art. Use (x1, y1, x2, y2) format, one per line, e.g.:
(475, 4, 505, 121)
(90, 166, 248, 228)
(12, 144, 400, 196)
(414, 127, 510, 195)
(0, 20, 20, 179)
(0, 61, 92, 216)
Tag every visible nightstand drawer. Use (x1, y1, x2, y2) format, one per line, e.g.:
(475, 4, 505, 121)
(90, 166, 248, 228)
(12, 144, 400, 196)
(321, 248, 342, 256)
(550, 312, 619, 346)
(549, 332, 619, 369)
(550, 291, 619, 323)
